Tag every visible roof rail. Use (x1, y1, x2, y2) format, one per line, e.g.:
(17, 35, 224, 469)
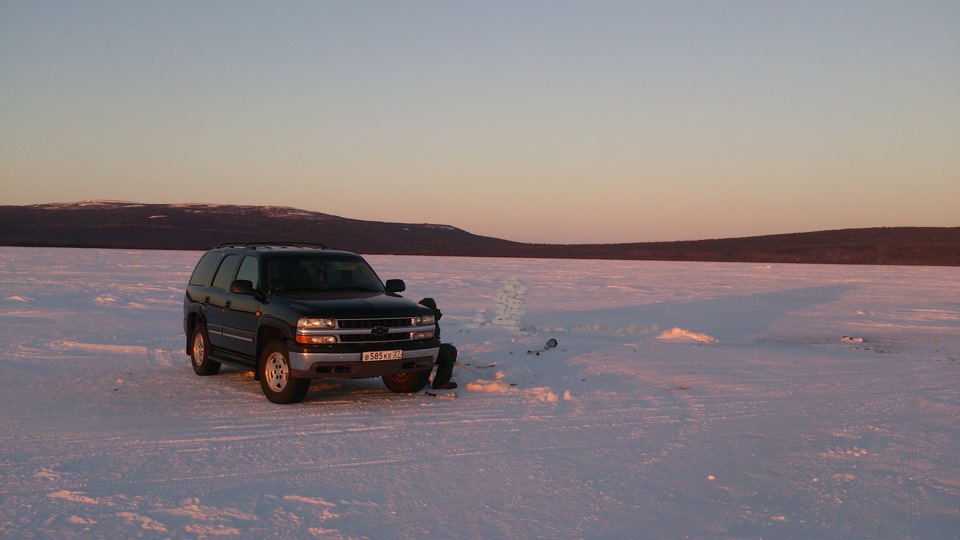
(214, 242, 329, 250)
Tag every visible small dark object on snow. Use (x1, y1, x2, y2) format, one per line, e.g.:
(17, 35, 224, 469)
(527, 338, 559, 355)
(424, 391, 457, 400)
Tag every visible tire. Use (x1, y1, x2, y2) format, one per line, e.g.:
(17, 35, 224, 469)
(259, 341, 309, 404)
(382, 369, 431, 393)
(190, 323, 221, 376)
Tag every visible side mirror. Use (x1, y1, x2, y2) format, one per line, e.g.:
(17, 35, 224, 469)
(230, 279, 255, 295)
(384, 279, 405, 293)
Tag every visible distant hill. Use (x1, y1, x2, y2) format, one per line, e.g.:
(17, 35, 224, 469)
(1, 201, 957, 266)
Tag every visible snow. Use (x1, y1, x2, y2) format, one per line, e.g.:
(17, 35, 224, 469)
(657, 327, 718, 343)
(0, 247, 957, 539)
(37, 200, 146, 209)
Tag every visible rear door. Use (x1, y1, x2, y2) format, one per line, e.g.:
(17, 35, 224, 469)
(205, 254, 242, 349)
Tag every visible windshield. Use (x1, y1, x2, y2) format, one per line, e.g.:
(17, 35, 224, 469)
(265, 254, 384, 294)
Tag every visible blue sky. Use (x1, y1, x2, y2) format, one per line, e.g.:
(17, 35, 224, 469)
(2, 1, 957, 243)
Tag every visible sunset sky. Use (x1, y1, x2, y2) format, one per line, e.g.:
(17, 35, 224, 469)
(2, 1, 957, 243)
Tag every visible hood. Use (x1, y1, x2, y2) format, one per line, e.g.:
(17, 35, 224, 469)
(269, 291, 431, 319)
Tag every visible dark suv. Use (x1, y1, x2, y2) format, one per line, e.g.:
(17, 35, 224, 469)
(183, 243, 440, 403)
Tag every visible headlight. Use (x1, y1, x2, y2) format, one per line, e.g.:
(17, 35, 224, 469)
(296, 317, 338, 344)
(298, 317, 337, 329)
(415, 314, 435, 326)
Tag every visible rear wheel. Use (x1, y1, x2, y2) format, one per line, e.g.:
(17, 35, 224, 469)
(259, 341, 310, 404)
(190, 323, 220, 376)
(382, 369, 431, 393)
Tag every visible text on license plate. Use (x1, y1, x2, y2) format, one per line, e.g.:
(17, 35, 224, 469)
(362, 350, 403, 362)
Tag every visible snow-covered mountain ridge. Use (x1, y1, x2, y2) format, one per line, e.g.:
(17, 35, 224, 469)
(2, 201, 958, 265)
(38, 200, 337, 220)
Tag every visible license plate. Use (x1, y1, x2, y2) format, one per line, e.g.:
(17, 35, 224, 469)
(362, 350, 403, 362)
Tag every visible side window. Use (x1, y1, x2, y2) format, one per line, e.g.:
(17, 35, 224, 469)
(267, 259, 282, 290)
(235, 256, 260, 289)
(211, 254, 242, 290)
(188, 252, 222, 286)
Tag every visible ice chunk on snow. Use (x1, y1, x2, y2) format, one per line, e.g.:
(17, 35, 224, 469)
(48, 490, 101, 505)
(465, 379, 562, 403)
(491, 278, 527, 331)
(657, 327, 717, 343)
(466, 379, 514, 393)
(527, 387, 559, 403)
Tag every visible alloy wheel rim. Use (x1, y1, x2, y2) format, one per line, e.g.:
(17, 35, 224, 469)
(192, 333, 204, 365)
(265, 352, 289, 391)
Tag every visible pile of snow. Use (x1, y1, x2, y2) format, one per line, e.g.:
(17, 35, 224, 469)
(657, 327, 717, 343)
(463, 379, 568, 403)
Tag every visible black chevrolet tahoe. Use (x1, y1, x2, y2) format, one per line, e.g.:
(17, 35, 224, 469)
(183, 243, 440, 403)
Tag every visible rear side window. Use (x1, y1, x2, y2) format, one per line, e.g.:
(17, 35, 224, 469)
(188, 252, 222, 286)
(211, 254, 242, 290)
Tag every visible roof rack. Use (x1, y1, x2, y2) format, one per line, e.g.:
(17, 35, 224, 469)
(214, 242, 329, 250)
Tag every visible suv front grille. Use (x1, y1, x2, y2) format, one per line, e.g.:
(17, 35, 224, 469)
(298, 317, 433, 344)
(338, 318, 413, 329)
(340, 332, 412, 343)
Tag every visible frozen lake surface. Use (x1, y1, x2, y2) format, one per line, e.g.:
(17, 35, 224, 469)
(1, 247, 957, 539)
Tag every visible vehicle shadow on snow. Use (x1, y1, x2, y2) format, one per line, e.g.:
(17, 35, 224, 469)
(210, 366, 411, 403)
(302, 378, 405, 402)
(525, 285, 858, 342)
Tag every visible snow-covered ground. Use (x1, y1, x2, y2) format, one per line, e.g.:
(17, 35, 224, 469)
(1, 247, 957, 539)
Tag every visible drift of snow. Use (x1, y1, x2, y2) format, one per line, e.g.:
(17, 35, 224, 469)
(657, 327, 718, 343)
(0, 247, 957, 539)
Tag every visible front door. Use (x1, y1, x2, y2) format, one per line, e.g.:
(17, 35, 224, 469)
(217, 255, 260, 357)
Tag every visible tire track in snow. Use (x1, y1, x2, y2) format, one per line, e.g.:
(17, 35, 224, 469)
(2, 384, 698, 539)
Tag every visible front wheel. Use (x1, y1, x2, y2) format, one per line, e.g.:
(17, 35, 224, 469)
(382, 369, 431, 393)
(259, 342, 310, 404)
(190, 323, 220, 376)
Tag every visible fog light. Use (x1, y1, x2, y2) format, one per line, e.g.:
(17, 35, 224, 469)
(413, 330, 436, 340)
(296, 335, 338, 345)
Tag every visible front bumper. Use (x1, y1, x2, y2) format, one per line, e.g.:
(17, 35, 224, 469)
(289, 347, 439, 379)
